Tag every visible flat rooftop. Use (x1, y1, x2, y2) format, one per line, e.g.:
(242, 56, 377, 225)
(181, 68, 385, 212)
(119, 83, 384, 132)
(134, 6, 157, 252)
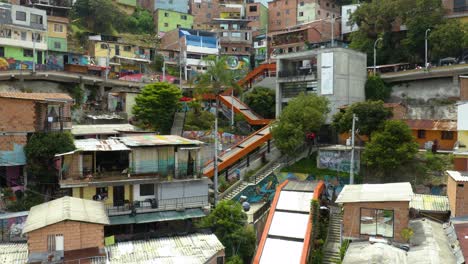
(336, 182, 413, 204)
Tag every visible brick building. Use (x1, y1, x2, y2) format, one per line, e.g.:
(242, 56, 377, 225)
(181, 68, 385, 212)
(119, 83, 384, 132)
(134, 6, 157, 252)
(0, 92, 73, 192)
(455, 100, 468, 171)
(23, 196, 110, 263)
(336, 182, 413, 243)
(189, 0, 220, 30)
(447, 171, 468, 217)
(246, 2, 268, 37)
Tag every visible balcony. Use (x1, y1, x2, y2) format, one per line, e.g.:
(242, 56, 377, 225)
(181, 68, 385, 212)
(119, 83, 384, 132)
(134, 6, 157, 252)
(454, 6, 468, 12)
(23, 0, 73, 8)
(104, 195, 209, 216)
(59, 168, 203, 188)
(45, 116, 72, 131)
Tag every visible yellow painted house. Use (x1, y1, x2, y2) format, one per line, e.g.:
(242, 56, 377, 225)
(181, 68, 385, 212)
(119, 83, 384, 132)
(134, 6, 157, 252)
(89, 38, 154, 75)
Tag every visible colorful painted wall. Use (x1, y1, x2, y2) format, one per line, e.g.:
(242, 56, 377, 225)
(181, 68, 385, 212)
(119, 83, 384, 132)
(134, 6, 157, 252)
(47, 37, 67, 53)
(0, 212, 28, 242)
(156, 9, 194, 34)
(72, 185, 132, 206)
(0, 46, 45, 70)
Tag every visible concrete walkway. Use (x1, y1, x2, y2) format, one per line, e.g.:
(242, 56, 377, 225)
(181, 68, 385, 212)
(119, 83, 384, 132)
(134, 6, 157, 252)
(323, 206, 343, 264)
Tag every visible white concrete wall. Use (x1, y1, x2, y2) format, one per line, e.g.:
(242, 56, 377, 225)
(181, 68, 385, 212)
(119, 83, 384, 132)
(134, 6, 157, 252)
(459, 102, 468, 130)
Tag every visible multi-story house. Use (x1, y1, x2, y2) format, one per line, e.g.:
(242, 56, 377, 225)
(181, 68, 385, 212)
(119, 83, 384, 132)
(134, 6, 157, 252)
(55, 135, 209, 237)
(139, 0, 190, 13)
(246, 1, 268, 37)
(443, 0, 468, 21)
(189, 0, 220, 30)
(46, 16, 68, 70)
(88, 35, 155, 78)
(154, 9, 194, 36)
(253, 34, 267, 66)
(0, 3, 47, 70)
(268, 0, 298, 32)
(0, 92, 73, 194)
(269, 20, 339, 58)
(212, 1, 253, 70)
(296, 0, 340, 24)
(161, 28, 219, 83)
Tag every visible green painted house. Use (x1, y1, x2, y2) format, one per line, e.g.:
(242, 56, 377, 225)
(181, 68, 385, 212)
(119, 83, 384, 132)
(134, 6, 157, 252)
(155, 9, 193, 35)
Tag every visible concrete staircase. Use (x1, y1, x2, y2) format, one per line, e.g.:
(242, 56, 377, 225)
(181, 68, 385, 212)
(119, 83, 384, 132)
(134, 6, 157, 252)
(323, 206, 343, 264)
(222, 181, 250, 201)
(170, 112, 185, 136)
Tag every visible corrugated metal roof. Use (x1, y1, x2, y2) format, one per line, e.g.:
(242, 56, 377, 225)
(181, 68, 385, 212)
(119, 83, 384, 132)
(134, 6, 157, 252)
(276, 191, 314, 213)
(0, 92, 73, 102)
(343, 242, 407, 264)
(454, 223, 468, 262)
(0, 243, 28, 264)
(447, 170, 468, 182)
(405, 119, 457, 131)
(268, 212, 310, 239)
(410, 194, 450, 212)
(119, 134, 203, 147)
(75, 138, 130, 152)
(71, 124, 139, 136)
(103, 233, 224, 264)
(108, 208, 206, 225)
(23, 196, 110, 233)
(336, 182, 413, 204)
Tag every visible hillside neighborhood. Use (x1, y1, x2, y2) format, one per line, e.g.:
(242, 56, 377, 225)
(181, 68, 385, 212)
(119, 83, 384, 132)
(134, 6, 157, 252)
(1, 0, 468, 263)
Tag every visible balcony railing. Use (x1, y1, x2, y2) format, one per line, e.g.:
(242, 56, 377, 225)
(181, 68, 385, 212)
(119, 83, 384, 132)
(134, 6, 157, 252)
(44, 116, 72, 131)
(104, 195, 209, 216)
(454, 6, 468, 12)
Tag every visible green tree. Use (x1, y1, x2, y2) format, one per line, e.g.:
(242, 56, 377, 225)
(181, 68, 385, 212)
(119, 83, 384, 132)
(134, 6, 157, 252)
(429, 19, 468, 61)
(71, 0, 123, 34)
(362, 120, 418, 176)
(197, 200, 256, 261)
(24, 132, 75, 186)
(226, 255, 244, 264)
(272, 93, 329, 155)
(332, 100, 393, 139)
(365, 75, 392, 101)
(243, 87, 275, 119)
(132, 82, 182, 134)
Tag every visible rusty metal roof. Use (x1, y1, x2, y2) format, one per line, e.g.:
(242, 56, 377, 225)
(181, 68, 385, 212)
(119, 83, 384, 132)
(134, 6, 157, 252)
(0, 92, 73, 102)
(405, 119, 457, 131)
(75, 138, 130, 152)
(410, 194, 450, 212)
(119, 134, 203, 147)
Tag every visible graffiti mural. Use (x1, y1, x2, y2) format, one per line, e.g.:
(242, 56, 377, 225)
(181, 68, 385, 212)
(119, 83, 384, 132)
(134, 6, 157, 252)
(46, 53, 64, 70)
(0, 212, 28, 242)
(318, 149, 360, 173)
(0, 57, 34, 70)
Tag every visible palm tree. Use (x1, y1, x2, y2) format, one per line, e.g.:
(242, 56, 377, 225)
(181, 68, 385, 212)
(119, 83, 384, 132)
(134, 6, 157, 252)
(195, 55, 241, 205)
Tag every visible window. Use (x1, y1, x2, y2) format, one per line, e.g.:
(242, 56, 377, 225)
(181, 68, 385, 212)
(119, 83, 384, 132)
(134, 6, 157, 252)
(100, 43, 109, 49)
(442, 131, 454, 140)
(124, 45, 131, 52)
(54, 24, 63, 32)
(277, 12, 280, 16)
(47, 234, 64, 252)
(220, 23, 228, 29)
(216, 256, 224, 264)
(164, 12, 169, 17)
(326, 2, 329, 7)
(222, 32, 229, 37)
(54, 42, 61, 49)
(21, 31, 26, 41)
(332, 4, 335, 8)
(249, 6, 257, 12)
(31, 14, 43, 25)
(208, 3, 212, 8)
(16, 11, 26, 21)
(360, 208, 394, 238)
(23, 49, 33, 57)
(417, 130, 426, 139)
(206, 13, 211, 18)
(0, 47, 4, 57)
(177, 24, 181, 28)
(232, 24, 239, 30)
(458, 184, 465, 188)
(0, 29, 11, 38)
(140, 184, 154, 196)
(318, 10, 321, 15)
(32, 33, 41, 42)
(299, 11, 304, 17)
(197, 3, 201, 8)
(94, 187, 108, 200)
(327, 12, 329, 17)
(245, 47, 250, 52)
(231, 32, 241, 38)
(164, 23, 169, 27)
(286, 9, 290, 14)
(181, 15, 187, 20)
(276, 20, 281, 25)
(300, 1, 304, 6)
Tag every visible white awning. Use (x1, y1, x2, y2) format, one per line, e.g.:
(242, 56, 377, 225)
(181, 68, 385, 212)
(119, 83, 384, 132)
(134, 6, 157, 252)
(114, 55, 151, 63)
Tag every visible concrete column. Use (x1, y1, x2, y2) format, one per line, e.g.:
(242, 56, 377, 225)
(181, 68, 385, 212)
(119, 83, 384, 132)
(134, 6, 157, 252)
(174, 147, 178, 178)
(196, 149, 201, 179)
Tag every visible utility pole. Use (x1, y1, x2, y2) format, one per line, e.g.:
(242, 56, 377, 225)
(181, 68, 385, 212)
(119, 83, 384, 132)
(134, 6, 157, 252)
(32, 32, 36, 73)
(425, 28, 431, 70)
(179, 42, 183, 90)
(105, 43, 110, 82)
(373, 37, 383, 75)
(231, 89, 234, 128)
(350, 114, 357, 184)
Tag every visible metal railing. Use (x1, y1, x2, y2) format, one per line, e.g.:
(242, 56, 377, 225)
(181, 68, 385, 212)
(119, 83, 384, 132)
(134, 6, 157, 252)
(278, 67, 317, 78)
(104, 195, 209, 215)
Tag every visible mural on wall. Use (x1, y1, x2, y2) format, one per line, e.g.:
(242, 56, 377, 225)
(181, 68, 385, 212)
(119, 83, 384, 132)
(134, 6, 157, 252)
(225, 56, 251, 80)
(318, 149, 360, 173)
(46, 53, 64, 70)
(0, 57, 34, 70)
(0, 212, 28, 242)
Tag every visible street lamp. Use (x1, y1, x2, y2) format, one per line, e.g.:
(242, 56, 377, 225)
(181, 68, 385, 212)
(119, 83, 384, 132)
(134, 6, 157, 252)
(425, 28, 431, 70)
(373, 37, 383, 75)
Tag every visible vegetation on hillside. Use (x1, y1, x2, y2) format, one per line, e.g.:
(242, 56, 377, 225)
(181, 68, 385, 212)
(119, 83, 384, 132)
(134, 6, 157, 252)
(243, 87, 275, 119)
